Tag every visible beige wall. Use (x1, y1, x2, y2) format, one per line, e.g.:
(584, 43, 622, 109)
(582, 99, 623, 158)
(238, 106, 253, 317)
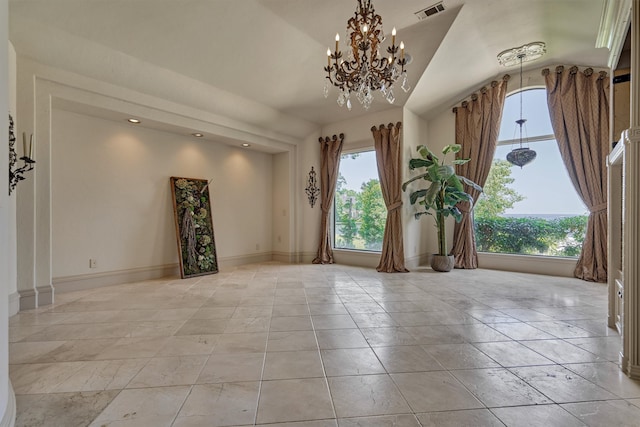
(15, 56, 307, 300)
(318, 108, 403, 268)
(1, 0, 15, 421)
(13, 48, 583, 310)
(8, 41, 18, 315)
(425, 108, 457, 257)
(402, 107, 430, 267)
(272, 151, 292, 260)
(297, 133, 321, 262)
(51, 109, 275, 279)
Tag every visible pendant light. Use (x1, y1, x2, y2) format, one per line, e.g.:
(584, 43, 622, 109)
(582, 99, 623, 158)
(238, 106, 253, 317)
(505, 53, 537, 168)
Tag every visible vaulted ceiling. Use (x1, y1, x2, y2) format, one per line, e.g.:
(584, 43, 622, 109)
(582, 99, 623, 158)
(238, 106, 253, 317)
(9, 0, 610, 128)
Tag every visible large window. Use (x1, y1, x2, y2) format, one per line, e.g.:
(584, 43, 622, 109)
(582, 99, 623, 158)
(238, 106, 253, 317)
(334, 150, 386, 251)
(474, 88, 588, 257)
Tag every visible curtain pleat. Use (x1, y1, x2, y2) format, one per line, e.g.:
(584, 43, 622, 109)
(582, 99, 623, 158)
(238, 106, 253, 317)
(373, 122, 409, 273)
(543, 66, 609, 282)
(313, 134, 345, 264)
(451, 76, 510, 268)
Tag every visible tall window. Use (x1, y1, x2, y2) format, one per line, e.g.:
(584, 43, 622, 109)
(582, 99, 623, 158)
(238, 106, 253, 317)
(334, 150, 386, 251)
(474, 88, 588, 257)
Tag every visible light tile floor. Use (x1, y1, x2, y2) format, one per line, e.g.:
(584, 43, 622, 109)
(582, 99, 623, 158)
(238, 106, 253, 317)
(9, 262, 640, 426)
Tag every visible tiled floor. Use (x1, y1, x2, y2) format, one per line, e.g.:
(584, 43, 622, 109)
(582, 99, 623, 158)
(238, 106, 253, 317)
(9, 262, 640, 426)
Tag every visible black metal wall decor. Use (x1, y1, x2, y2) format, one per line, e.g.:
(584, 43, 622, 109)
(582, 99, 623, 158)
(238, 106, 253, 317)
(305, 166, 320, 208)
(8, 114, 36, 195)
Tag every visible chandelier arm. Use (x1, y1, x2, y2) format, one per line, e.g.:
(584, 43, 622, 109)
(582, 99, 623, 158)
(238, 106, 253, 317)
(332, 64, 363, 89)
(323, 0, 410, 109)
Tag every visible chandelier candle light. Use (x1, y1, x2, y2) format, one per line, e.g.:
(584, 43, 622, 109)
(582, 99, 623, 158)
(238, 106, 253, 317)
(324, 0, 410, 110)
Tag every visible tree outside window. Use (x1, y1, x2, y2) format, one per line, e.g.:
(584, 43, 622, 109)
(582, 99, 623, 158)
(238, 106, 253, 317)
(334, 151, 386, 252)
(473, 88, 588, 257)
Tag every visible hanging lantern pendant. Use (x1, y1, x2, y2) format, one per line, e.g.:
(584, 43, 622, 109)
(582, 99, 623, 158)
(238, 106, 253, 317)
(507, 118, 537, 167)
(506, 53, 537, 168)
(507, 147, 537, 167)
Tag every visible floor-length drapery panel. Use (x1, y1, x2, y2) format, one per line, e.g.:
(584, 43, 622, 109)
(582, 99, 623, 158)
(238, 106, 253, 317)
(543, 66, 609, 282)
(313, 134, 345, 264)
(451, 76, 510, 269)
(373, 122, 409, 273)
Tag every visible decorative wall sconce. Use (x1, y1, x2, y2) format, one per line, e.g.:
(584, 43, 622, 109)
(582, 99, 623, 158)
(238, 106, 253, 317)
(8, 114, 36, 195)
(305, 166, 320, 208)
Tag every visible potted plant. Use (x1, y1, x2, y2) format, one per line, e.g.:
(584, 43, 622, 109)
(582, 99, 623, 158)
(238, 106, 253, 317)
(402, 144, 482, 272)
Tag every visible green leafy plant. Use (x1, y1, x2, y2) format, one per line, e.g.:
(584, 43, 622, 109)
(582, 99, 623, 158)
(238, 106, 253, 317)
(474, 159, 524, 218)
(402, 144, 482, 256)
(474, 215, 587, 257)
(358, 179, 386, 250)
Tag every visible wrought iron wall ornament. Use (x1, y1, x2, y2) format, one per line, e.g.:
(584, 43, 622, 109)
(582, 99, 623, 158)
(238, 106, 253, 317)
(305, 166, 321, 208)
(8, 114, 36, 195)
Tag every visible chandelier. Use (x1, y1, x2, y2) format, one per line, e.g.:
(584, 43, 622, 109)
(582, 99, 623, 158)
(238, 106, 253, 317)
(323, 0, 410, 111)
(497, 42, 546, 168)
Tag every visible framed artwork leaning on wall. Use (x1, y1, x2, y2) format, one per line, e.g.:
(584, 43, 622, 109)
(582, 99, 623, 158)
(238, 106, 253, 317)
(170, 176, 219, 278)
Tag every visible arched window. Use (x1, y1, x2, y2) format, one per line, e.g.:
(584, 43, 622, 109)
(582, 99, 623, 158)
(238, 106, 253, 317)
(474, 88, 587, 257)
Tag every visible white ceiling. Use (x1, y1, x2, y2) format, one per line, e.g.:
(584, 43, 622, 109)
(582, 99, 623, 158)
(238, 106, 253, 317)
(9, 0, 610, 127)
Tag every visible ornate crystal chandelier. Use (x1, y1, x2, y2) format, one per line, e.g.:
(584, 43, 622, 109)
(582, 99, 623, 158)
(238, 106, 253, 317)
(323, 0, 410, 111)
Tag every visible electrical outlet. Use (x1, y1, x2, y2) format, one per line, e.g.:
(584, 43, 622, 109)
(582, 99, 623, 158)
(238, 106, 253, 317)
(89, 259, 97, 268)
(255, 244, 260, 251)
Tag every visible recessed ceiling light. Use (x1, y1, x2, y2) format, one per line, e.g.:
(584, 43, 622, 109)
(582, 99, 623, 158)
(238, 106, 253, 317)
(192, 133, 204, 137)
(127, 118, 141, 124)
(242, 143, 251, 147)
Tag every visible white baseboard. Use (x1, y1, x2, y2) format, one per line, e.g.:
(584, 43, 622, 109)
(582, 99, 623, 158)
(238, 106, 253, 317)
(272, 251, 295, 263)
(8, 292, 20, 317)
(19, 288, 37, 311)
(477, 252, 576, 277)
(404, 253, 430, 270)
(0, 380, 16, 427)
(36, 285, 54, 306)
(53, 263, 180, 293)
(218, 252, 273, 269)
(51, 254, 278, 294)
(333, 249, 380, 269)
(298, 252, 317, 264)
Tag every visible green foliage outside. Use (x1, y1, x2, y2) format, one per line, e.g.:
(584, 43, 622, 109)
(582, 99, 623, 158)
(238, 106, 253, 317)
(474, 216, 588, 257)
(474, 159, 524, 218)
(357, 180, 386, 250)
(473, 159, 587, 258)
(334, 175, 359, 247)
(334, 173, 386, 251)
(335, 155, 589, 258)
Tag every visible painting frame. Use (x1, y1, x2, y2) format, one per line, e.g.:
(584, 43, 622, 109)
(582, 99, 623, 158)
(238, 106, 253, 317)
(170, 176, 219, 278)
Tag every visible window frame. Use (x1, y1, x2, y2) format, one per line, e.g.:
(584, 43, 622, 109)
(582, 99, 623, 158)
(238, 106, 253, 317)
(475, 87, 587, 259)
(332, 147, 385, 253)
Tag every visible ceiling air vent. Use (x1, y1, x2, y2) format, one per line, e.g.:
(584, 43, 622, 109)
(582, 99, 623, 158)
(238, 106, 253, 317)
(415, 2, 445, 20)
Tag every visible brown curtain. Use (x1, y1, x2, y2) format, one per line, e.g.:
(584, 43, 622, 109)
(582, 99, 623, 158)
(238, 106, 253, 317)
(543, 66, 609, 282)
(313, 134, 345, 264)
(373, 122, 409, 273)
(451, 76, 510, 269)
